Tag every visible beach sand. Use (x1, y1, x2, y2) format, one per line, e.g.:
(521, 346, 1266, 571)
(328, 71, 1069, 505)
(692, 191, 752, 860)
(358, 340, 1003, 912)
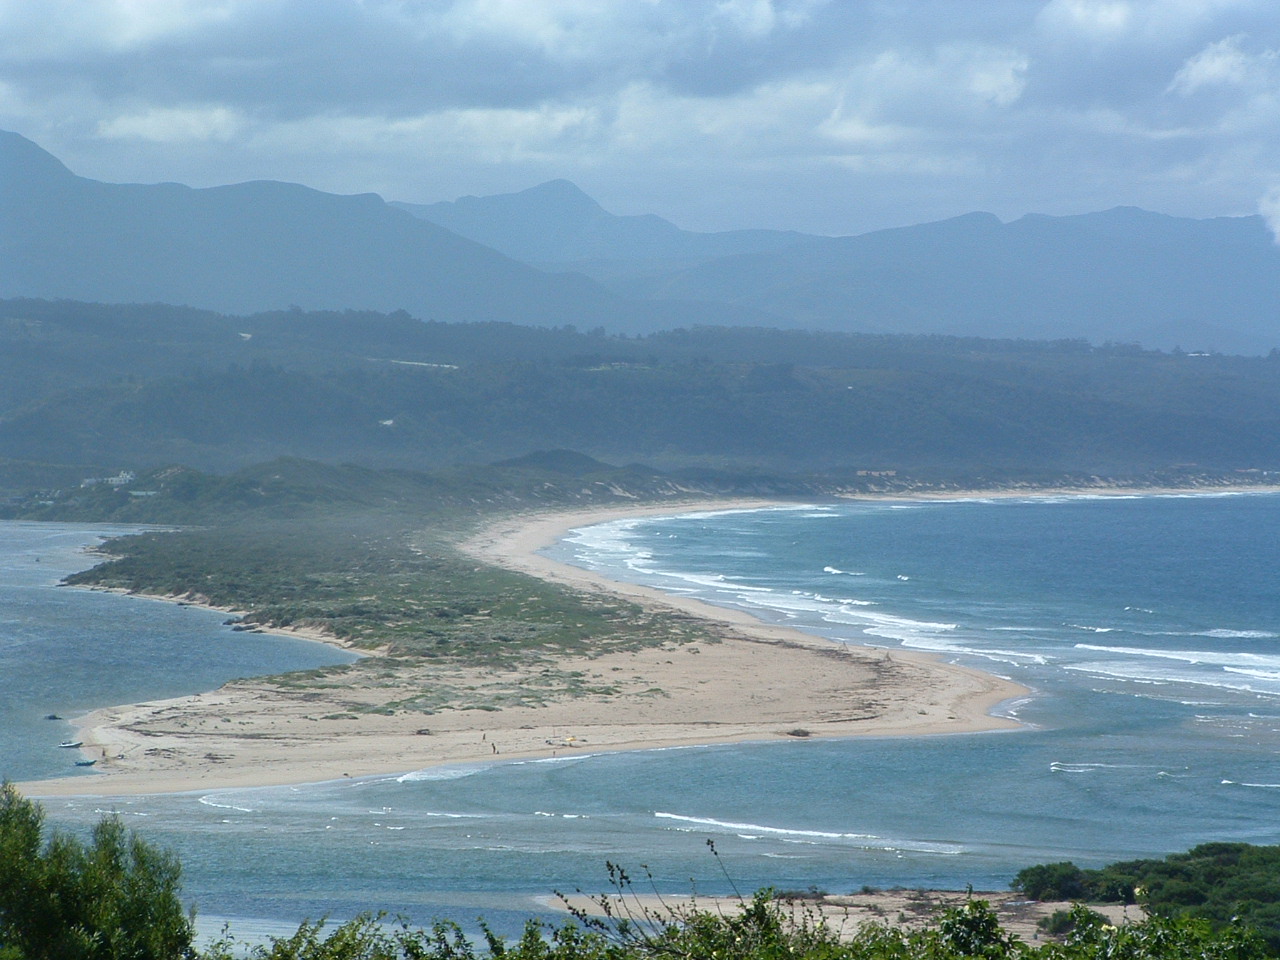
(22, 498, 1027, 798)
(549, 889, 1140, 944)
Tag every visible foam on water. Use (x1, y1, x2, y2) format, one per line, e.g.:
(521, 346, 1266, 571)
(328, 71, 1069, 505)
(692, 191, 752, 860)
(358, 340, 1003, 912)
(1049, 762, 1149, 774)
(653, 813, 964, 855)
(198, 796, 257, 813)
(1075, 644, 1280, 670)
(395, 765, 488, 783)
(506, 754, 601, 767)
(558, 497, 1280, 707)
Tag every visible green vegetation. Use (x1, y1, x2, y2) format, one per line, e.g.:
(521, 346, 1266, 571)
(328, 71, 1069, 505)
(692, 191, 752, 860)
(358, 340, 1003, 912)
(197, 902, 1271, 960)
(3, 299, 1280, 484)
(1012, 843, 1280, 949)
(1, 451, 817, 526)
(0, 783, 194, 960)
(0, 447, 1262, 714)
(54, 509, 709, 712)
(1013, 864, 1092, 903)
(2, 454, 750, 709)
(5, 449, 747, 715)
(0, 786, 1268, 959)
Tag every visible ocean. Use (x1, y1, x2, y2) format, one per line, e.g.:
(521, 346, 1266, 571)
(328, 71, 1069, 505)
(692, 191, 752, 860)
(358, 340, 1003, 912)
(7, 494, 1280, 941)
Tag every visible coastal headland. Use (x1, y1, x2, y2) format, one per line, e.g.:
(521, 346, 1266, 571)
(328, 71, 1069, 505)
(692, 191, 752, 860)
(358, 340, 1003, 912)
(22, 498, 1027, 798)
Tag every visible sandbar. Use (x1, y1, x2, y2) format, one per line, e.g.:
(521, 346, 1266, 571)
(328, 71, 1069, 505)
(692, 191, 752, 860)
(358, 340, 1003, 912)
(22, 498, 1027, 798)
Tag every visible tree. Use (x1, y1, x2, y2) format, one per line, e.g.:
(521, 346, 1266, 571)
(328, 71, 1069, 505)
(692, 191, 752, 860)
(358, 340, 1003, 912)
(1011, 862, 1088, 902)
(0, 782, 195, 960)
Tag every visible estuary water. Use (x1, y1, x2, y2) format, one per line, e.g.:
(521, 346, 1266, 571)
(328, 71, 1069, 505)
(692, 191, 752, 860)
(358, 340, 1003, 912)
(8, 495, 1280, 939)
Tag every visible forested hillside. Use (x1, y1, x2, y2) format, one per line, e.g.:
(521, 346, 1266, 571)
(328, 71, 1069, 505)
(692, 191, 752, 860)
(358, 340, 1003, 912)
(2, 299, 1279, 485)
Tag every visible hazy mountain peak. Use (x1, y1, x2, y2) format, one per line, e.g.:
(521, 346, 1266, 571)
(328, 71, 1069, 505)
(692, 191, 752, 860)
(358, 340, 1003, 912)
(1, 131, 769, 334)
(0, 130, 74, 184)
(1019, 206, 1174, 227)
(926, 210, 1004, 234)
(517, 178, 606, 212)
(406, 178, 618, 242)
(946, 211, 1002, 226)
(0, 130, 626, 325)
(393, 180, 808, 268)
(619, 204, 1280, 354)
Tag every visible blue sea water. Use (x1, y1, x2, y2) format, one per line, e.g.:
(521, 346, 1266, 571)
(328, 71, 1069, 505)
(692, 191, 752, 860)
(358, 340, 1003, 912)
(8, 495, 1280, 939)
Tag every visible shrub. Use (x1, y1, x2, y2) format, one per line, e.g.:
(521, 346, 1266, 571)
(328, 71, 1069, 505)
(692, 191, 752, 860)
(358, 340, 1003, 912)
(1038, 906, 1107, 936)
(1011, 862, 1088, 901)
(0, 782, 195, 960)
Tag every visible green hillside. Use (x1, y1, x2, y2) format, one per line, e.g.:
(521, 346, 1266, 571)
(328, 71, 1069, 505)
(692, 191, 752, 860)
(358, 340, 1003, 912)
(3, 299, 1279, 485)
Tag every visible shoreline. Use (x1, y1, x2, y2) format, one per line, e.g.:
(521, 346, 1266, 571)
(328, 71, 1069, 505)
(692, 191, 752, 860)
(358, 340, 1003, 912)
(26, 483, 1264, 798)
(20, 494, 1027, 798)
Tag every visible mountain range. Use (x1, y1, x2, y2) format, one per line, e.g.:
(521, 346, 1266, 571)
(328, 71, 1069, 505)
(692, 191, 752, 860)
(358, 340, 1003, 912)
(0, 131, 751, 332)
(391, 180, 806, 277)
(609, 207, 1280, 353)
(4, 130, 1279, 353)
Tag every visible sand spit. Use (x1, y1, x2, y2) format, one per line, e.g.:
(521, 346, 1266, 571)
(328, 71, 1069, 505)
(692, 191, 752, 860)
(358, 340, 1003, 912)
(25, 497, 1028, 797)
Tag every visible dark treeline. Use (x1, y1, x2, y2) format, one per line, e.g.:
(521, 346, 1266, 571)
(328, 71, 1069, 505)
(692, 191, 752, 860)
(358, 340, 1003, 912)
(1014, 843, 1280, 950)
(3, 299, 1280, 483)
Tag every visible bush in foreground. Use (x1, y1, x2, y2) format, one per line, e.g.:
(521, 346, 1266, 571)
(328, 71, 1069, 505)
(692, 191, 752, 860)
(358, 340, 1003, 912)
(197, 900, 1266, 960)
(0, 783, 194, 960)
(1013, 844, 1280, 950)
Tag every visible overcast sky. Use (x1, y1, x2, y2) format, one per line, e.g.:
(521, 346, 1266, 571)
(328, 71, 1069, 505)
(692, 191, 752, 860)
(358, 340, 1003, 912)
(3, 0, 1280, 236)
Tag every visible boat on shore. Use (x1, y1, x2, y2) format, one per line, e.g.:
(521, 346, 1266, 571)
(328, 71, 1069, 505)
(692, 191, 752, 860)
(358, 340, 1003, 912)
(74, 759, 97, 767)
(58, 740, 83, 748)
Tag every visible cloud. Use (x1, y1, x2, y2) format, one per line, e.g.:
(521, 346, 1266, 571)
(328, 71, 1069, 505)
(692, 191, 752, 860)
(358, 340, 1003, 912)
(857, 44, 1030, 116)
(0, 0, 848, 119)
(98, 105, 244, 142)
(1036, 0, 1263, 46)
(3, 0, 1280, 234)
(1259, 185, 1280, 242)
(1037, 0, 1134, 42)
(1168, 34, 1279, 94)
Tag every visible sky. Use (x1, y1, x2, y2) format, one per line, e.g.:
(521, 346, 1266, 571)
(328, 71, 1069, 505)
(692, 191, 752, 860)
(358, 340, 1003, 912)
(3, 0, 1280, 237)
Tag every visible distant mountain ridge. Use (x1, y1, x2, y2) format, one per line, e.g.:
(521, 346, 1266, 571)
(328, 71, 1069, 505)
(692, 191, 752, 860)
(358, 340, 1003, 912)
(614, 205, 1280, 353)
(4, 129, 1279, 353)
(0, 131, 758, 332)
(403, 179, 1280, 355)
(392, 179, 808, 274)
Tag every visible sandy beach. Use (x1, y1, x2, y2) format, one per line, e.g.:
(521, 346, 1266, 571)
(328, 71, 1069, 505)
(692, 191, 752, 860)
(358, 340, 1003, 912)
(22, 497, 1027, 798)
(549, 890, 1140, 944)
